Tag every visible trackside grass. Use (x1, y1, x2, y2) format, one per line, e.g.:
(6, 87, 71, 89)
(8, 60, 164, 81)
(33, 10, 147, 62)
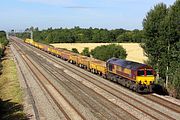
(0, 48, 27, 120)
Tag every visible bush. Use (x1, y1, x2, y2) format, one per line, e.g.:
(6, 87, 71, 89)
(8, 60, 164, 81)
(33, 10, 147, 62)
(0, 38, 8, 46)
(0, 31, 8, 59)
(0, 48, 3, 58)
(81, 47, 90, 57)
(91, 44, 127, 61)
(72, 48, 79, 53)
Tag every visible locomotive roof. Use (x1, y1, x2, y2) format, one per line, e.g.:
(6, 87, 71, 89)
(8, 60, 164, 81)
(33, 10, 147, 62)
(107, 58, 148, 70)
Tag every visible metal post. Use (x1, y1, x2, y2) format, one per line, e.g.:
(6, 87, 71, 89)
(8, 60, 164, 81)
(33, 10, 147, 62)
(166, 42, 170, 88)
(6, 31, 8, 39)
(30, 31, 33, 39)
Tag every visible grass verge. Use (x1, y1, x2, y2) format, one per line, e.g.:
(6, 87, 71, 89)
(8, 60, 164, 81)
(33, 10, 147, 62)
(0, 50, 27, 120)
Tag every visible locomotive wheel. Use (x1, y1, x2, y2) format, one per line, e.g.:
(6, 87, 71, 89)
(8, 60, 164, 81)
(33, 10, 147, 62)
(148, 85, 153, 93)
(135, 84, 140, 92)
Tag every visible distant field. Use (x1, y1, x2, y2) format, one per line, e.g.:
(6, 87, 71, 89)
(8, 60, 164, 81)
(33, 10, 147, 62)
(51, 43, 147, 63)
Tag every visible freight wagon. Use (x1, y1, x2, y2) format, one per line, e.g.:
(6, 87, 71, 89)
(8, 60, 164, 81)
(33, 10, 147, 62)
(90, 59, 107, 78)
(24, 38, 156, 93)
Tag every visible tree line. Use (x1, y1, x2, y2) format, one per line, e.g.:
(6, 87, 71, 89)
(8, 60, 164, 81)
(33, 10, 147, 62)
(142, 0, 180, 98)
(16, 27, 144, 44)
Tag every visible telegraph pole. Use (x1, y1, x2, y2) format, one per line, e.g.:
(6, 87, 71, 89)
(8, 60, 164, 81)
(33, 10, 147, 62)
(6, 31, 9, 39)
(166, 42, 170, 88)
(30, 30, 33, 39)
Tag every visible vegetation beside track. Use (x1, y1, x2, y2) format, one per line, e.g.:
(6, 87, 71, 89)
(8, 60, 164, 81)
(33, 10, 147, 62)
(0, 31, 27, 119)
(0, 31, 8, 59)
(91, 44, 127, 61)
(143, 0, 180, 98)
(0, 48, 27, 120)
(15, 27, 144, 44)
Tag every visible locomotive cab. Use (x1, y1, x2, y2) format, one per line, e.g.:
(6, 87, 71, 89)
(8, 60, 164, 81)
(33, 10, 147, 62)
(136, 68, 155, 85)
(136, 68, 155, 92)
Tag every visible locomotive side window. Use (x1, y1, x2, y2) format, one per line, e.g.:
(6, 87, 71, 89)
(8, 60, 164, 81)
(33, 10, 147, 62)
(109, 64, 113, 71)
(146, 70, 153, 76)
(137, 70, 144, 76)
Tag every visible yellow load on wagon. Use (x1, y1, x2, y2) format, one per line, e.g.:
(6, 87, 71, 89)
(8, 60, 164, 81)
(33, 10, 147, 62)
(69, 53, 79, 64)
(47, 47, 54, 53)
(56, 49, 63, 57)
(78, 56, 91, 69)
(25, 38, 34, 44)
(34, 42, 39, 48)
(51, 48, 58, 55)
(90, 59, 107, 75)
(38, 43, 44, 49)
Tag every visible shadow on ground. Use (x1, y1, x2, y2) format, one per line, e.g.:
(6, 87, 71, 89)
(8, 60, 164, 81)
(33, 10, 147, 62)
(0, 98, 30, 120)
(152, 84, 169, 95)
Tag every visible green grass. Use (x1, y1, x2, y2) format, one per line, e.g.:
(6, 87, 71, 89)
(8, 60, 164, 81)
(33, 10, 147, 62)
(0, 59, 27, 120)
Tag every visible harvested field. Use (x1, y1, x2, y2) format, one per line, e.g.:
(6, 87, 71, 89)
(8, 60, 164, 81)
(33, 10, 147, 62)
(51, 43, 147, 63)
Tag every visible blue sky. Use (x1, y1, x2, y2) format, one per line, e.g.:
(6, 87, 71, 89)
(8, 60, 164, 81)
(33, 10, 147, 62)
(0, 0, 175, 31)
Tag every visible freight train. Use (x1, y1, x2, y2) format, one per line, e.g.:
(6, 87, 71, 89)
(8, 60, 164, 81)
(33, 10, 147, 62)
(24, 38, 156, 93)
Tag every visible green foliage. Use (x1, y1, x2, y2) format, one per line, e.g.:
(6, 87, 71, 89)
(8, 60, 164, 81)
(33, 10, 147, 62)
(0, 38, 8, 46)
(72, 48, 79, 53)
(142, 0, 180, 98)
(0, 31, 8, 58)
(142, 3, 168, 79)
(81, 47, 90, 57)
(0, 48, 3, 58)
(91, 44, 127, 61)
(16, 27, 144, 44)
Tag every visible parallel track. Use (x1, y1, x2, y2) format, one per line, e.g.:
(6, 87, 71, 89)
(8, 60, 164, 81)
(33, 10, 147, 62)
(11, 46, 40, 120)
(143, 94, 180, 113)
(30, 49, 137, 120)
(12, 37, 136, 120)
(12, 42, 85, 120)
(29, 45, 175, 120)
(11, 37, 180, 120)
(25, 41, 177, 120)
(31, 41, 180, 116)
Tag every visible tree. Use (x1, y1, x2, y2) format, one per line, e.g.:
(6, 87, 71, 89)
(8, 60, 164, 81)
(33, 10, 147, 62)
(81, 47, 90, 57)
(142, 3, 168, 81)
(142, 0, 180, 98)
(0, 31, 8, 58)
(72, 48, 79, 53)
(117, 31, 133, 42)
(91, 44, 127, 61)
(165, 0, 180, 97)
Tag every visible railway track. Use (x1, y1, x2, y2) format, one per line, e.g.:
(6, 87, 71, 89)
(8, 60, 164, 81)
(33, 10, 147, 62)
(143, 94, 180, 113)
(11, 46, 40, 120)
(31, 51, 136, 120)
(25, 41, 180, 117)
(12, 37, 136, 119)
(11, 37, 180, 120)
(12, 42, 85, 120)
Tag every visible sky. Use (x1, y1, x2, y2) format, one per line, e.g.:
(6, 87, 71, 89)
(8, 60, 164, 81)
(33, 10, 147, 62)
(0, 0, 175, 31)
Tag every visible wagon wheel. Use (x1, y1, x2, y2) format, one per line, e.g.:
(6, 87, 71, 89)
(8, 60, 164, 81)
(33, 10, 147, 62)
(135, 84, 140, 92)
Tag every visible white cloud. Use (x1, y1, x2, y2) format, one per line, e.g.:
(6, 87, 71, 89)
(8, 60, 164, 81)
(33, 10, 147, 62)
(20, 0, 74, 5)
